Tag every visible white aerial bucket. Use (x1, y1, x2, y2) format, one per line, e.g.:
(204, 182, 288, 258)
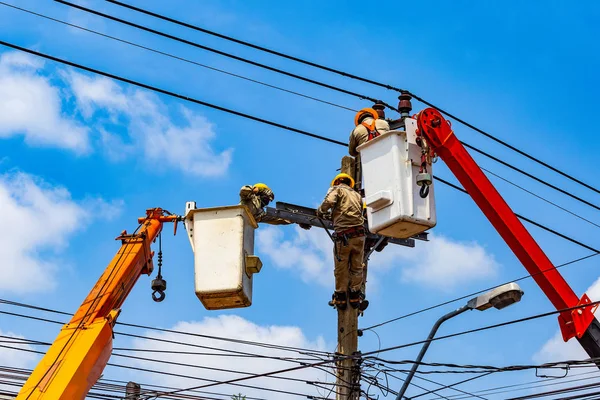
(357, 118, 437, 239)
(184, 202, 262, 310)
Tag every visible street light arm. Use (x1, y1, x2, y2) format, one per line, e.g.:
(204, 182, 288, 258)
(396, 305, 471, 400)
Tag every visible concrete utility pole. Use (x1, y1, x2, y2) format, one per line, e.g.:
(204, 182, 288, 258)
(336, 156, 361, 400)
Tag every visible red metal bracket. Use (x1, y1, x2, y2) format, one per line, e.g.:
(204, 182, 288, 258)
(559, 294, 598, 341)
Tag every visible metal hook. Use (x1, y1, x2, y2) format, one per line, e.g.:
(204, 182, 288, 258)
(152, 290, 166, 302)
(419, 184, 430, 199)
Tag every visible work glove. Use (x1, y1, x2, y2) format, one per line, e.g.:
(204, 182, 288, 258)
(299, 223, 312, 230)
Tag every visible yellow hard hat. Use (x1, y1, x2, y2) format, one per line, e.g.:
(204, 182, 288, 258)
(254, 183, 274, 201)
(354, 108, 379, 126)
(331, 173, 355, 188)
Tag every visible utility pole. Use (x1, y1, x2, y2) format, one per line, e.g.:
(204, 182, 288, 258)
(336, 307, 361, 399)
(335, 156, 361, 400)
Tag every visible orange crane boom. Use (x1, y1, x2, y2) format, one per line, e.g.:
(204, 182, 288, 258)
(16, 208, 179, 400)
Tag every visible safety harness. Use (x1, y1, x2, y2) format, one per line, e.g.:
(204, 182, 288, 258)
(362, 120, 381, 141)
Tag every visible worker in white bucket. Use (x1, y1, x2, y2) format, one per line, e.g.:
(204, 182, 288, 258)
(239, 183, 310, 228)
(317, 173, 367, 310)
(349, 106, 390, 190)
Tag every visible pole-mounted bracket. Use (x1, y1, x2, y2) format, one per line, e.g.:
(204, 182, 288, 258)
(559, 294, 599, 341)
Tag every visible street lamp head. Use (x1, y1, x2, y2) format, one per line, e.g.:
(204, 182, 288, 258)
(467, 282, 524, 311)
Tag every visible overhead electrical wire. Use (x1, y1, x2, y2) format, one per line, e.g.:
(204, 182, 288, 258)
(51, 0, 600, 215)
(0, 364, 273, 400)
(0, 40, 595, 257)
(0, 298, 332, 359)
(360, 366, 479, 400)
(5, 2, 599, 232)
(0, 344, 336, 399)
(53, 0, 389, 108)
(482, 166, 600, 229)
(0, 2, 356, 113)
(362, 251, 600, 331)
(445, 371, 600, 400)
(504, 381, 600, 400)
(359, 300, 600, 359)
(0, 302, 346, 387)
(100, 0, 600, 197)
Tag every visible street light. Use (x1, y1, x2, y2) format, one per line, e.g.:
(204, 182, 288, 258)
(395, 282, 524, 400)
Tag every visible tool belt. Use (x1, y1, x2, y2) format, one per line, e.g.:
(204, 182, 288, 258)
(333, 226, 366, 242)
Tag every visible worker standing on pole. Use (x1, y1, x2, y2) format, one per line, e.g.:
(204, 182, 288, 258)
(239, 183, 311, 228)
(317, 173, 366, 310)
(349, 106, 390, 190)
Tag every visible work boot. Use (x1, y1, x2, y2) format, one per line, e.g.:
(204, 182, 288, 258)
(328, 291, 347, 310)
(349, 289, 361, 309)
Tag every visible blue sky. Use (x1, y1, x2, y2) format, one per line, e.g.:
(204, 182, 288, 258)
(1, 1, 600, 398)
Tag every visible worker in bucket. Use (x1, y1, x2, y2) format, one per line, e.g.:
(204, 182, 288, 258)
(317, 173, 367, 310)
(239, 183, 310, 228)
(348, 106, 390, 190)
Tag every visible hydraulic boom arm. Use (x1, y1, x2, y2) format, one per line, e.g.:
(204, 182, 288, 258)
(415, 108, 600, 359)
(16, 208, 179, 400)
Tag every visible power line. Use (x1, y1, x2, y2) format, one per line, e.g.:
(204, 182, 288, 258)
(54, 0, 390, 109)
(445, 371, 600, 400)
(0, 40, 347, 145)
(483, 166, 600, 229)
(0, 364, 273, 400)
(0, 344, 334, 399)
(505, 381, 600, 400)
(103, 0, 600, 197)
(464, 141, 600, 213)
(0, 40, 595, 257)
(0, 298, 332, 359)
(362, 252, 599, 331)
(0, 1, 356, 113)
(361, 300, 600, 359)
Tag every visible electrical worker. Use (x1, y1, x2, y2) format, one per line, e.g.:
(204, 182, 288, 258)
(239, 183, 311, 228)
(348, 106, 391, 157)
(348, 106, 391, 190)
(317, 173, 366, 310)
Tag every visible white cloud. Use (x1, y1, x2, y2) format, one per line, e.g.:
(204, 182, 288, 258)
(0, 330, 38, 369)
(0, 50, 232, 176)
(125, 315, 332, 400)
(66, 71, 233, 177)
(533, 277, 600, 363)
(394, 235, 499, 290)
(257, 225, 334, 287)
(0, 52, 89, 153)
(0, 172, 120, 294)
(257, 226, 498, 292)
